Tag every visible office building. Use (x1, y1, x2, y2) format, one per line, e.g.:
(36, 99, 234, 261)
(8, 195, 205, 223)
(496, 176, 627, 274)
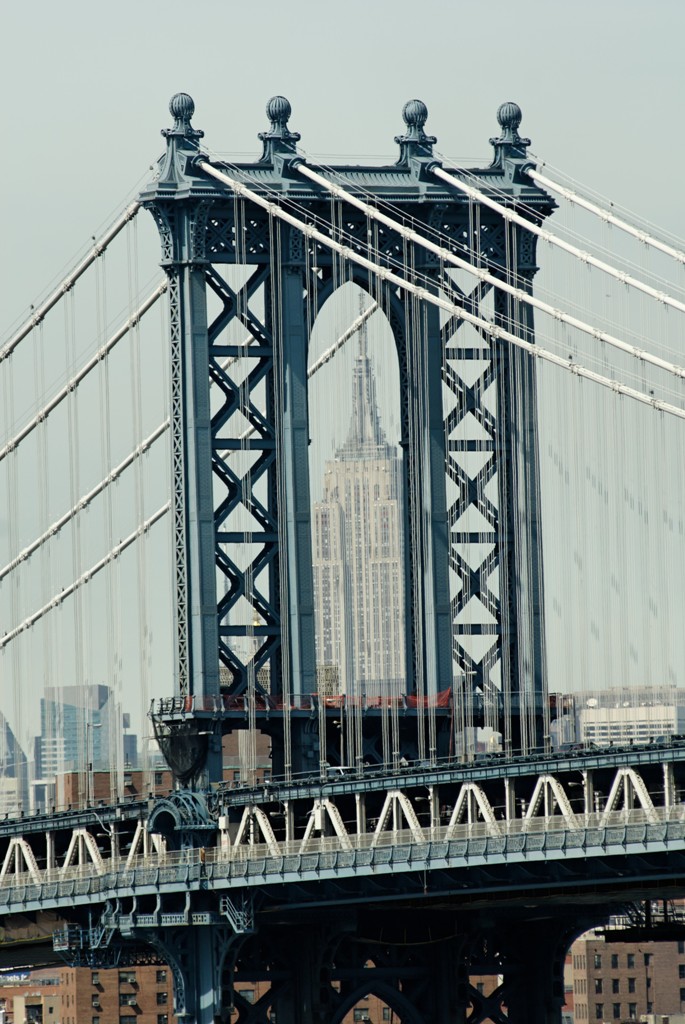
(313, 332, 406, 698)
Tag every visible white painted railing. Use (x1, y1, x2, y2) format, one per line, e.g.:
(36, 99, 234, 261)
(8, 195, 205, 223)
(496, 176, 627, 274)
(0, 805, 683, 912)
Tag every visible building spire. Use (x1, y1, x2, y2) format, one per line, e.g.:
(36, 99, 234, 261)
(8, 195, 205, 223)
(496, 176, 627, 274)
(337, 316, 391, 460)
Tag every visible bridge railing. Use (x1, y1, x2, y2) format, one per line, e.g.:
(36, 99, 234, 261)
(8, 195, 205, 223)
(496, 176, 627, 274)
(0, 804, 683, 912)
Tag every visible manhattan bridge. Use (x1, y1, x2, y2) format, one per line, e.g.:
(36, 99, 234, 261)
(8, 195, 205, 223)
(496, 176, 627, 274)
(2, 93, 685, 1023)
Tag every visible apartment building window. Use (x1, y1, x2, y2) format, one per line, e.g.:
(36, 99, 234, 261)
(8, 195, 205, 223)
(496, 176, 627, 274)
(680, 988, 685, 1005)
(679, 940, 685, 955)
(628, 978, 636, 993)
(628, 1004, 637, 1018)
(612, 980, 619, 994)
(383, 1011, 391, 1022)
(613, 1005, 621, 1019)
(91, 972, 100, 986)
(156, 970, 167, 984)
(241, 991, 255, 1004)
(354, 1011, 370, 1023)
(595, 1004, 604, 1020)
(680, 964, 685, 979)
(644, 954, 652, 966)
(594, 955, 602, 969)
(92, 1018, 100, 1024)
(647, 1003, 653, 1014)
(611, 954, 618, 969)
(627, 954, 635, 969)
(157, 992, 168, 1006)
(120, 1018, 137, 1024)
(119, 994, 137, 1007)
(158, 1017, 168, 1024)
(91, 995, 101, 1009)
(594, 980, 603, 994)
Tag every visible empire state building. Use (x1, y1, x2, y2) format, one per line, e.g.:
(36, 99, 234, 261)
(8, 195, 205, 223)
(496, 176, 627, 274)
(312, 333, 406, 698)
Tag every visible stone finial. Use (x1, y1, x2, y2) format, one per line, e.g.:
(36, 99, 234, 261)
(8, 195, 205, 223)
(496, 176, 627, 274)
(395, 99, 437, 165)
(259, 95, 301, 161)
(163, 92, 204, 140)
(490, 101, 530, 157)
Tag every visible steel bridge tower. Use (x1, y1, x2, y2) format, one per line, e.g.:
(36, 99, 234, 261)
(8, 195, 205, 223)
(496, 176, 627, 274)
(135, 93, 558, 1022)
(146, 93, 554, 784)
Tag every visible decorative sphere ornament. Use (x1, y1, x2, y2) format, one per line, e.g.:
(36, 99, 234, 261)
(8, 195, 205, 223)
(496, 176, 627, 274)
(169, 93, 195, 121)
(402, 99, 428, 130)
(497, 101, 522, 133)
(266, 95, 292, 125)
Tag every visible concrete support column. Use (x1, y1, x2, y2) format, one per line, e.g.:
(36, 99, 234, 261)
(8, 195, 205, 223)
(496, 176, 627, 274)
(583, 770, 594, 817)
(284, 800, 295, 844)
(663, 761, 675, 809)
(355, 792, 366, 835)
(504, 778, 516, 823)
(45, 832, 55, 872)
(429, 784, 441, 831)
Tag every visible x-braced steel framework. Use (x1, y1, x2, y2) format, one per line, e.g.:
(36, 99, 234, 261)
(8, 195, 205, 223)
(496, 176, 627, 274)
(142, 93, 555, 779)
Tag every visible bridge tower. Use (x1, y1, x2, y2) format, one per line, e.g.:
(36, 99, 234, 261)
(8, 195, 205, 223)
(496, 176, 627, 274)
(138, 93, 556, 1022)
(145, 93, 554, 786)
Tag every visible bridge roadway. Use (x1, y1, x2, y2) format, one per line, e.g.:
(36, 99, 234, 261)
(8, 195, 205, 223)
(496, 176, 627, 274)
(2, 748, 684, 1023)
(0, 746, 683, 916)
(1, 808, 685, 919)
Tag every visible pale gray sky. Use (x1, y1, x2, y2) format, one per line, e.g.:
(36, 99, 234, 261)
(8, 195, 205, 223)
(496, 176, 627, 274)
(2, 0, 685, 329)
(1, 0, 685, 766)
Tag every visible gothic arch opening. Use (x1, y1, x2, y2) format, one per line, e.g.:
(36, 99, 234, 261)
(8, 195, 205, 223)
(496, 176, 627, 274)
(307, 281, 406, 767)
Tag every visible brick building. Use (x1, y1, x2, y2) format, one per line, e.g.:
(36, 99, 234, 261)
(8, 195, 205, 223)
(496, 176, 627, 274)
(0, 965, 174, 1024)
(571, 935, 685, 1023)
(52, 727, 272, 812)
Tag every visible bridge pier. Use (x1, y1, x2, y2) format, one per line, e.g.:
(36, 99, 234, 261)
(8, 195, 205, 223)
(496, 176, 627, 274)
(143, 922, 237, 1023)
(495, 921, 571, 1024)
(227, 909, 582, 1024)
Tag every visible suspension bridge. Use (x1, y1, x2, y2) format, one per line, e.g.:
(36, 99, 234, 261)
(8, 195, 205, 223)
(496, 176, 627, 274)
(1, 92, 685, 1023)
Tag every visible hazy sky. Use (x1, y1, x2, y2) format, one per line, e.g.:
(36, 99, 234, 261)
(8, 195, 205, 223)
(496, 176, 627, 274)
(2, 0, 685, 330)
(1, 0, 685, 760)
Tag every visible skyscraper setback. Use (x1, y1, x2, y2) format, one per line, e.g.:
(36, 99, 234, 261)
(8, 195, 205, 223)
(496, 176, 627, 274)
(312, 329, 406, 698)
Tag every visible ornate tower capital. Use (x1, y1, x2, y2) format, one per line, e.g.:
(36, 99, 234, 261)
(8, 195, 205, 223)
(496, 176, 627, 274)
(259, 95, 301, 162)
(489, 101, 530, 165)
(162, 92, 205, 141)
(395, 99, 437, 165)
(152, 93, 207, 190)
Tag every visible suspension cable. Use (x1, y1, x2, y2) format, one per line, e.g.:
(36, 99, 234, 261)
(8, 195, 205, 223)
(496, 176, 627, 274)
(307, 299, 378, 376)
(0, 420, 169, 583)
(198, 159, 685, 421)
(431, 166, 685, 316)
(296, 163, 685, 382)
(0, 281, 167, 462)
(526, 167, 685, 265)
(0, 202, 141, 363)
(0, 503, 170, 651)
(224, 161, 685, 403)
(301, 147, 685, 322)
